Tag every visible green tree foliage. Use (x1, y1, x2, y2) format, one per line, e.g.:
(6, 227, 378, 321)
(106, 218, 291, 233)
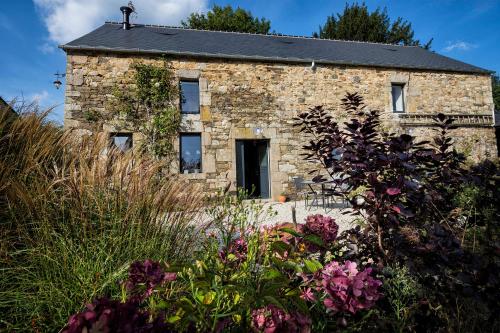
(492, 74, 500, 110)
(314, 2, 432, 48)
(182, 5, 271, 34)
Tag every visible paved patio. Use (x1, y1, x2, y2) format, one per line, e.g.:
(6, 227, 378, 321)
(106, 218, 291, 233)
(260, 200, 358, 232)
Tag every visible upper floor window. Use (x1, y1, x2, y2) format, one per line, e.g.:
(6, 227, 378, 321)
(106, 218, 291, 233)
(110, 133, 133, 152)
(180, 80, 200, 114)
(391, 83, 405, 113)
(180, 133, 202, 173)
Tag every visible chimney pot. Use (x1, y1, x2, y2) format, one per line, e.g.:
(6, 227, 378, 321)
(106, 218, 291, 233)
(120, 5, 133, 30)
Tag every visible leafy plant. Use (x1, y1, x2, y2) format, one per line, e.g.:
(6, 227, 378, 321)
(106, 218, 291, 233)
(294, 92, 500, 332)
(63, 297, 169, 333)
(61, 210, 383, 332)
(295, 93, 431, 256)
(83, 108, 99, 122)
(382, 265, 419, 332)
(107, 60, 181, 162)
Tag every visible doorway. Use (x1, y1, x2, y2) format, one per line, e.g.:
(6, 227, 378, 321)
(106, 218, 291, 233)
(235, 140, 270, 199)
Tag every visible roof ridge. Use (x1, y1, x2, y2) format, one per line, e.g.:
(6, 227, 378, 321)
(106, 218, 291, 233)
(103, 21, 418, 48)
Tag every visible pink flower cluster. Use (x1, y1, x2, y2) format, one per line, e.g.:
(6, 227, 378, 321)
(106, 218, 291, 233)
(219, 237, 248, 265)
(303, 214, 339, 245)
(316, 261, 382, 314)
(251, 304, 311, 333)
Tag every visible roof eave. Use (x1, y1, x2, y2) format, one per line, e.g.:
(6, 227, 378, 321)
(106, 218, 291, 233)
(59, 45, 494, 75)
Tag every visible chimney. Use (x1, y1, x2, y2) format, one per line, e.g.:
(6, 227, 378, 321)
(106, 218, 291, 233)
(120, 5, 133, 30)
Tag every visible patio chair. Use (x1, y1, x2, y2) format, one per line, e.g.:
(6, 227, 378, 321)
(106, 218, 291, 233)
(292, 176, 318, 208)
(322, 176, 349, 208)
(322, 182, 338, 208)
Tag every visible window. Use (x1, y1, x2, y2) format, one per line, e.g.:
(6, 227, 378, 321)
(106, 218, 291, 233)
(110, 133, 133, 152)
(391, 84, 405, 113)
(180, 133, 202, 173)
(180, 80, 200, 114)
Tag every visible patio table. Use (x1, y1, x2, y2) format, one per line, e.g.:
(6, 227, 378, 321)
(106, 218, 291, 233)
(301, 179, 336, 208)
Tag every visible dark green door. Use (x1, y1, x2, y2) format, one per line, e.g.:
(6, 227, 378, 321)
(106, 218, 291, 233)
(235, 140, 270, 199)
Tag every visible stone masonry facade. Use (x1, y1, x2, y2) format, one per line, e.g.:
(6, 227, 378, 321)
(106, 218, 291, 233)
(64, 52, 497, 199)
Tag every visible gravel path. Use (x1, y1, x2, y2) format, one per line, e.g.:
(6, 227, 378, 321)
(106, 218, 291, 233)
(197, 199, 359, 232)
(260, 200, 357, 232)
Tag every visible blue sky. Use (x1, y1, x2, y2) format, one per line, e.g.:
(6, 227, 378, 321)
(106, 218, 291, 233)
(0, 0, 499, 123)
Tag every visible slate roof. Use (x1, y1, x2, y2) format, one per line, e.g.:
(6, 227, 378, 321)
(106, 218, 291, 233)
(61, 22, 492, 74)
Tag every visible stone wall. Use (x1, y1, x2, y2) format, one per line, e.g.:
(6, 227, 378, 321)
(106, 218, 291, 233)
(64, 52, 497, 199)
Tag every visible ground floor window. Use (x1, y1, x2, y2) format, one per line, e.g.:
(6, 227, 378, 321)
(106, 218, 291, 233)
(180, 133, 202, 173)
(110, 133, 133, 152)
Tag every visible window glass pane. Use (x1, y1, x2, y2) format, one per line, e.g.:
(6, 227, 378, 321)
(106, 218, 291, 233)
(391, 84, 404, 112)
(180, 81, 200, 114)
(110, 133, 133, 152)
(180, 134, 202, 173)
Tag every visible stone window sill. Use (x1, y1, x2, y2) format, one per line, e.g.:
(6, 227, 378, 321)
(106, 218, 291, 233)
(179, 172, 206, 180)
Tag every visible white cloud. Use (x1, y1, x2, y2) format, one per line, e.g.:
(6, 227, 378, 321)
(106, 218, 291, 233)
(31, 90, 50, 103)
(443, 41, 478, 52)
(38, 42, 55, 54)
(33, 0, 208, 44)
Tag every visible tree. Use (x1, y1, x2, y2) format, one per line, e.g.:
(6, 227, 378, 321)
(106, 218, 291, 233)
(313, 2, 432, 49)
(493, 74, 500, 111)
(182, 5, 271, 34)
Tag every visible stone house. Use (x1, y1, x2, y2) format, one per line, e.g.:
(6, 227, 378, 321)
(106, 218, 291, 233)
(60, 12, 497, 200)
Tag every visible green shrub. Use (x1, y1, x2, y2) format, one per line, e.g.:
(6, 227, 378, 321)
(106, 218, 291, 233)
(0, 108, 204, 331)
(382, 265, 420, 332)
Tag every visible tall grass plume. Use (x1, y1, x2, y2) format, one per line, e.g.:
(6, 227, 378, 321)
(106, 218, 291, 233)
(0, 103, 205, 331)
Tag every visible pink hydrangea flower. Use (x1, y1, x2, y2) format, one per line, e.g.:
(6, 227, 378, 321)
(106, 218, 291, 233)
(303, 214, 339, 246)
(251, 305, 311, 333)
(309, 260, 382, 314)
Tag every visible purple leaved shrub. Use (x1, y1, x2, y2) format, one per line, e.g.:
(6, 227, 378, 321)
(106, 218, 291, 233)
(62, 297, 169, 333)
(64, 260, 176, 332)
(313, 260, 382, 314)
(251, 304, 311, 333)
(126, 259, 176, 300)
(219, 237, 248, 265)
